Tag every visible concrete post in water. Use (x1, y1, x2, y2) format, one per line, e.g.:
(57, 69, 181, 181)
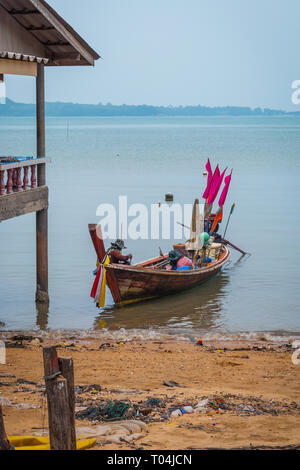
(36, 63, 49, 303)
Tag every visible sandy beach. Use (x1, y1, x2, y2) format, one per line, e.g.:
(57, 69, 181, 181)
(0, 333, 299, 450)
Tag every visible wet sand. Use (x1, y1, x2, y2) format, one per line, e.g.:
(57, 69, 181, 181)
(0, 333, 299, 450)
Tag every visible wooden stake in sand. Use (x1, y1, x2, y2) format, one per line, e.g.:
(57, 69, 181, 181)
(43, 347, 76, 450)
(58, 357, 76, 446)
(0, 405, 11, 450)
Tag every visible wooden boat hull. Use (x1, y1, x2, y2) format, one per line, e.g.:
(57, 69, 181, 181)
(106, 245, 230, 306)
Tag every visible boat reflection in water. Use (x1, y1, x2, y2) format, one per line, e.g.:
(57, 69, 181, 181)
(95, 267, 232, 336)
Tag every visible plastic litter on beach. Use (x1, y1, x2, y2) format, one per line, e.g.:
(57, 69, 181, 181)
(182, 406, 194, 414)
(12, 403, 41, 410)
(144, 398, 162, 407)
(75, 384, 102, 395)
(170, 410, 182, 417)
(99, 343, 114, 350)
(17, 379, 38, 386)
(195, 399, 209, 410)
(163, 380, 183, 388)
(237, 404, 257, 414)
(0, 396, 40, 409)
(0, 396, 11, 406)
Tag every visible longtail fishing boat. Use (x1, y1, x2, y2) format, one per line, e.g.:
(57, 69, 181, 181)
(89, 224, 230, 307)
(89, 159, 244, 308)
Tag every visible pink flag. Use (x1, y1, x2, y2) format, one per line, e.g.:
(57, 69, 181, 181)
(202, 158, 213, 200)
(219, 170, 233, 207)
(205, 165, 220, 202)
(207, 167, 226, 204)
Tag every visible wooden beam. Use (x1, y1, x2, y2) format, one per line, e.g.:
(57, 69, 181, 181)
(0, 58, 37, 77)
(50, 59, 89, 67)
(53, 52, 81, 61)
(42, 41, 70, 47)
(10, 9, 40, 15)
(0, 186, 48, 222)
(26, 26, 55, 31)
(29, 0, 96, 65)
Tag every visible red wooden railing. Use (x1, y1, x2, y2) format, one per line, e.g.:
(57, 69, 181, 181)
(0, 158, 49, 196)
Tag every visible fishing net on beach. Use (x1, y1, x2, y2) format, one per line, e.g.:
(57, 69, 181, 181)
(76, 401, 133, 422)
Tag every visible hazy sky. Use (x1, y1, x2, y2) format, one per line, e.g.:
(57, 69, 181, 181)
(5, 0, 300, 110)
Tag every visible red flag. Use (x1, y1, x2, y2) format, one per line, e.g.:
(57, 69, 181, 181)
(207, 168, 226, 204)
(219, 170, 233, 207)
(205, 165, 220, 202)
(91, 264, 102, 299)
(202, 158, 213, 200)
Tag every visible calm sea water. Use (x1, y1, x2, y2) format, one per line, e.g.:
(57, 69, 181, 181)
(0, 115, 300, 339)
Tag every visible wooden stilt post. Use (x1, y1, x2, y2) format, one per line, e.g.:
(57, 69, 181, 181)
(36, 62, 49, 303)
(0, 405, 11, 451)
(43, 347, 76, 450)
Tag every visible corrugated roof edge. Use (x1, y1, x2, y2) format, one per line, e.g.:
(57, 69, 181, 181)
(0, 51, 49, 64)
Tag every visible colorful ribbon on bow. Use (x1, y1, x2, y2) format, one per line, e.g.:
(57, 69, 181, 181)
(91, 254, 110, 308)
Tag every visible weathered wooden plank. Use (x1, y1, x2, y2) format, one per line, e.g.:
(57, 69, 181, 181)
(106, 268, 122, 304)
(0, 185, 48, 222)
(0, 58, 37, 76)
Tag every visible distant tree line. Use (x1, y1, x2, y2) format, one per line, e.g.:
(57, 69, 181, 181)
(0, 98, 298, 117)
